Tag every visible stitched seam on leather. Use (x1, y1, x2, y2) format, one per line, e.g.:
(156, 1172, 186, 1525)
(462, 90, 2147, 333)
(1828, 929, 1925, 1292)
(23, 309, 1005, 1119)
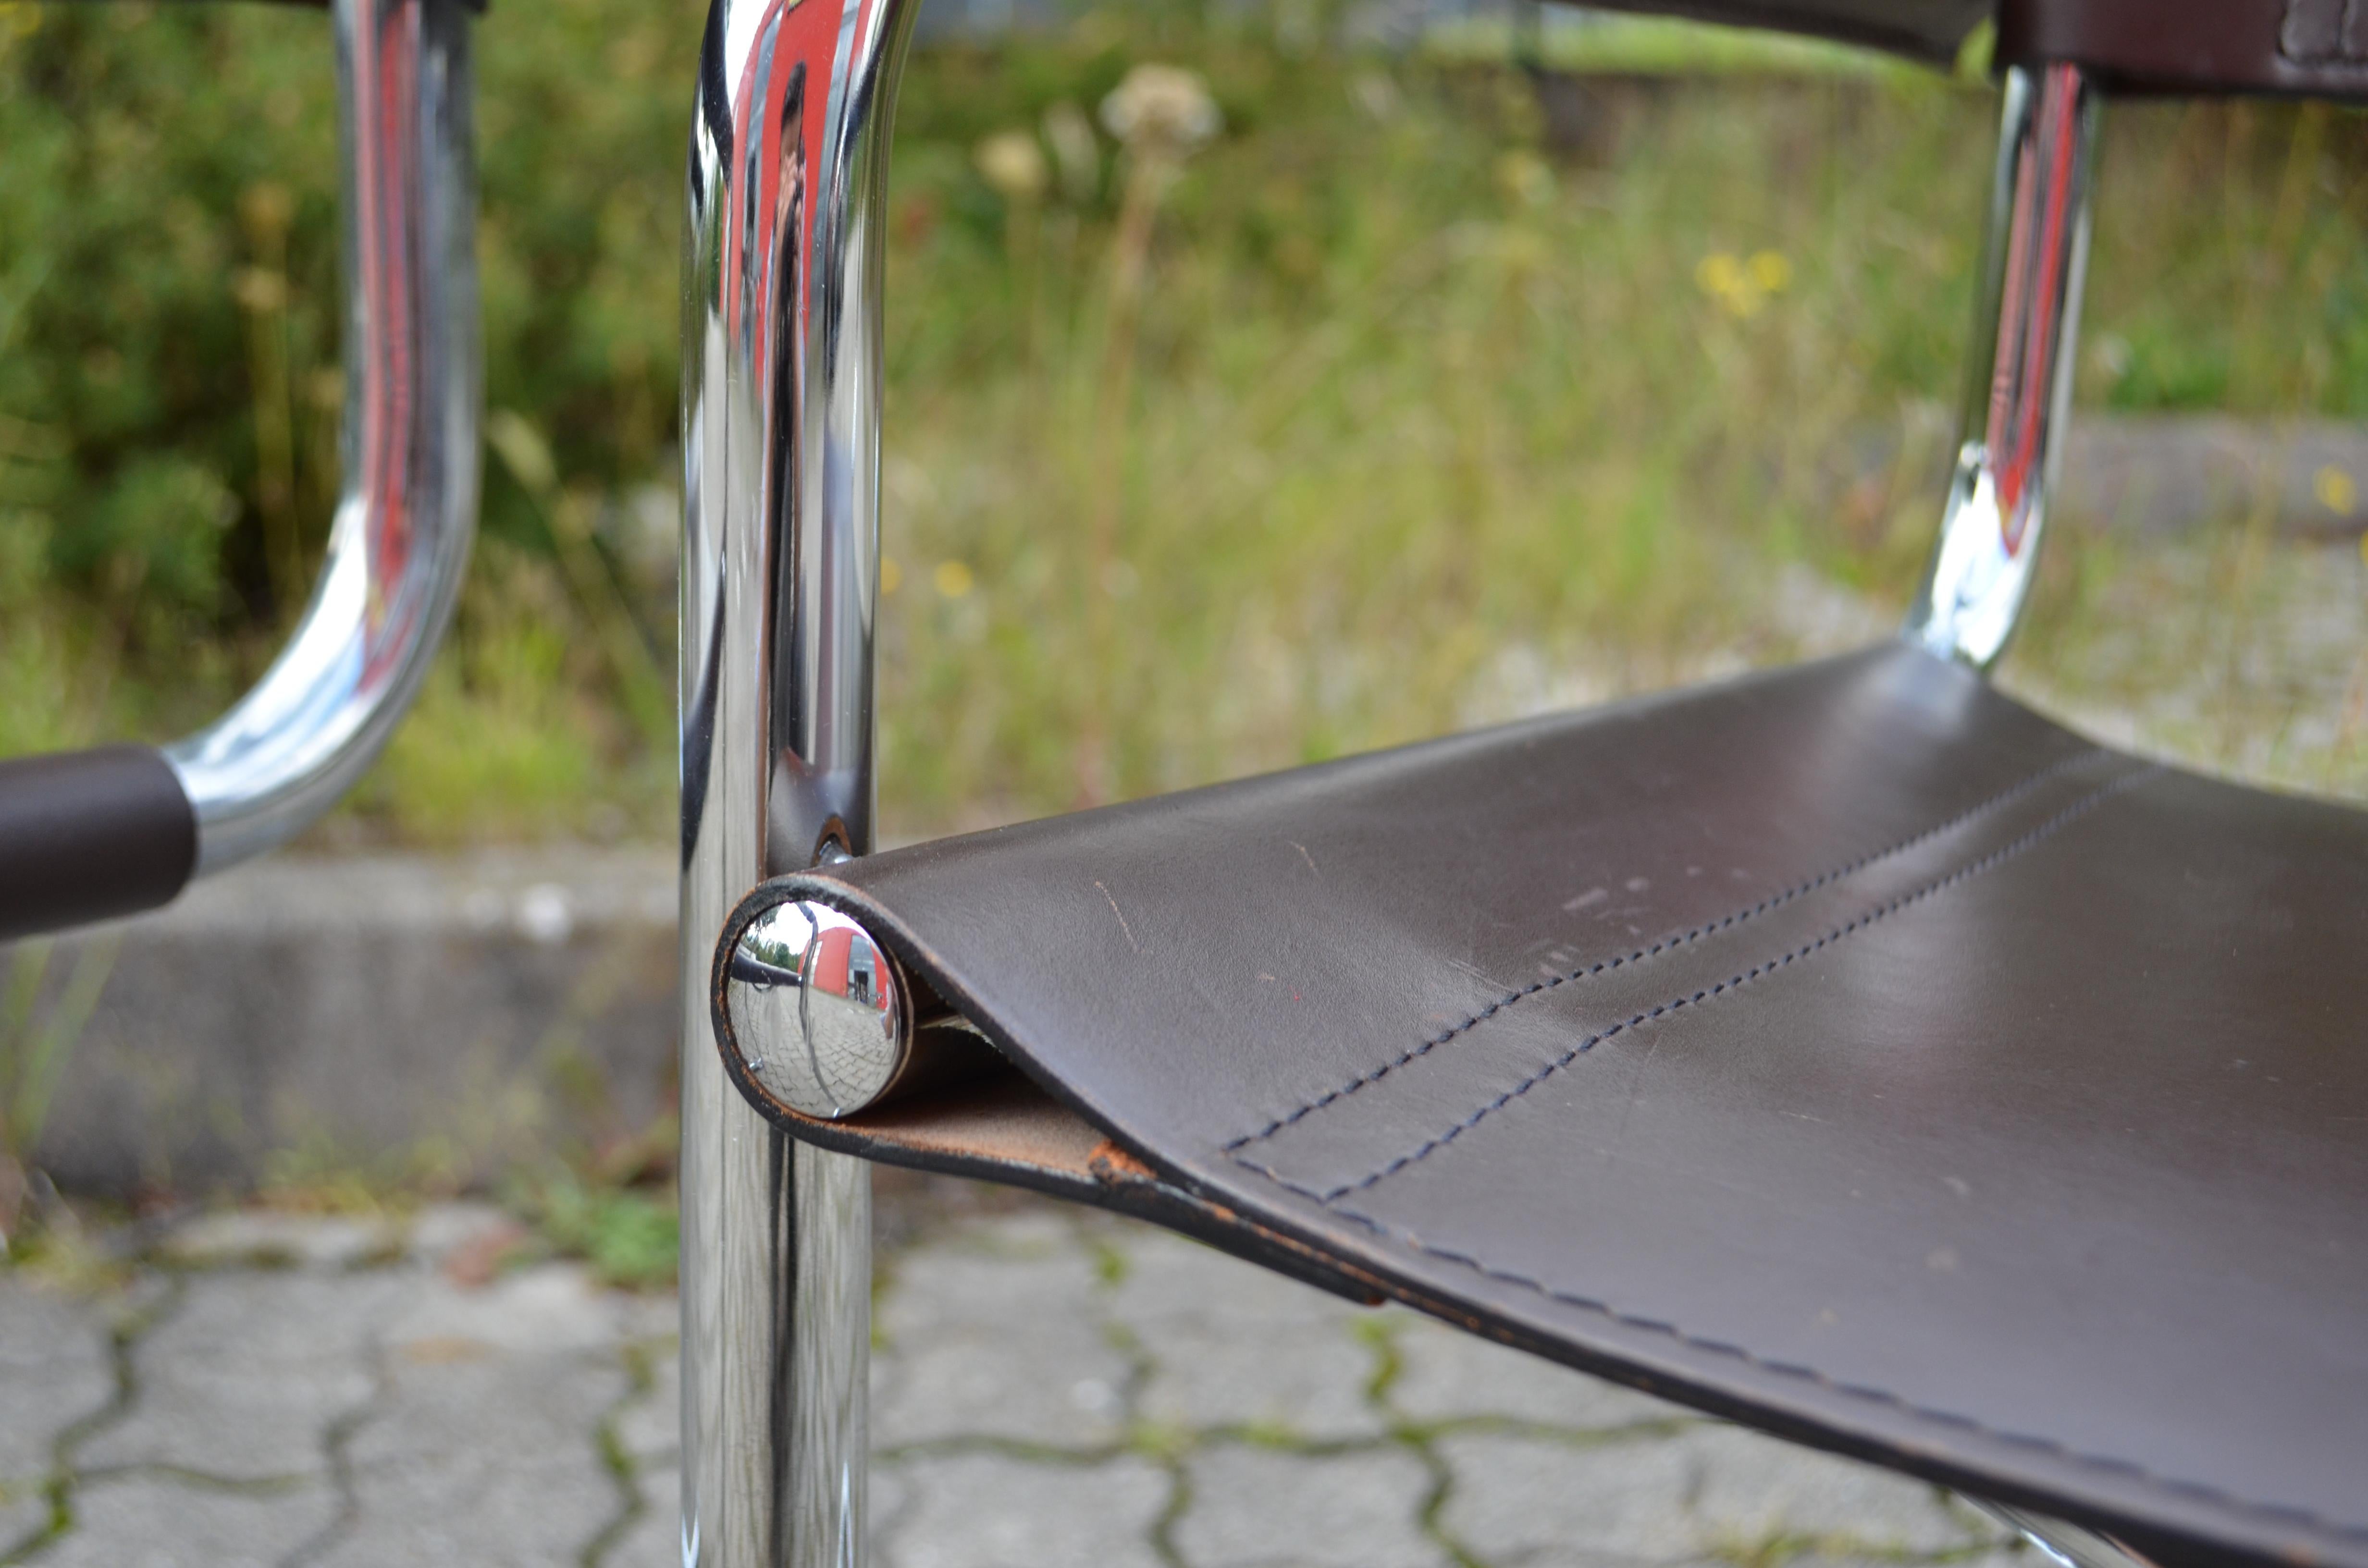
(1247, 761, 2162, 1205)
(1216, 761, 2368, 1543)
(1311, 1201, 2368, 1544)
(1221, 1154, 2368, 1541)
(1221, 746, 2107, 1154)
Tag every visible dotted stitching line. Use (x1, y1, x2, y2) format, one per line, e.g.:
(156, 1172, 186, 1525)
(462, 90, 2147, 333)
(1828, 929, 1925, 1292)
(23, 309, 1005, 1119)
(1221, 747, 2107, 1154)
(1302, 762, 2160, 1201)
(1314, 1200, 2368, 1545)
(1219, 760, 2367, 1544)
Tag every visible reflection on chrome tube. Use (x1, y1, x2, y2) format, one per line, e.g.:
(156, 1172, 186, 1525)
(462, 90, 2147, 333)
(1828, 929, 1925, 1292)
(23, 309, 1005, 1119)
(165, 0, 480, 874)
(678, 0, 920, 1559)
(1970, 1496, 2165, 1568)
(1906, 62, 2101, 672)
(723, 898, 911, 1121)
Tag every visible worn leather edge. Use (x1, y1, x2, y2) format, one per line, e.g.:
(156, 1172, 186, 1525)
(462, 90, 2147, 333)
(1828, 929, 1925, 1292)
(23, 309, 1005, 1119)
(727, 1069, 1394, 1308)
(706, 891, 1391, 1305)
(718, 858, 2358, 1568)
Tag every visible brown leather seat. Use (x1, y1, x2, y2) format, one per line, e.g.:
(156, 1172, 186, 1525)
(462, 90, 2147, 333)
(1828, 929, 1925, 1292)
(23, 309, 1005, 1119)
(726, 644, 2368, 1568)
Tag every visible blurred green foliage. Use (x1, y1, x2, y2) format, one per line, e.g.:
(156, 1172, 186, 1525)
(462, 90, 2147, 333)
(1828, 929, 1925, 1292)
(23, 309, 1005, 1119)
(513, 1167, 680, 1290)
(3, 0, 2365, 841)
(0, 0, 696, 835)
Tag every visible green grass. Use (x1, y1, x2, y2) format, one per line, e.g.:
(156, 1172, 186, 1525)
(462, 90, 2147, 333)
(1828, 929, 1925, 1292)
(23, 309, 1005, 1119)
(508, 1168, 681, 1291)
(4, 0, 2366, 843)
(1422, 11, 1961, 80)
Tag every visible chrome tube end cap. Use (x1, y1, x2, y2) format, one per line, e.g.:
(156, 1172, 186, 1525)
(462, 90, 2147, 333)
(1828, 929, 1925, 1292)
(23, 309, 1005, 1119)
(722, 899, 907, 1119)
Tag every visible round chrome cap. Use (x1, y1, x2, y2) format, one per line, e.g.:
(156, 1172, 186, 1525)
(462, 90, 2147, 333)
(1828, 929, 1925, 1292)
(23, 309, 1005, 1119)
(724, 900, 907, 1118)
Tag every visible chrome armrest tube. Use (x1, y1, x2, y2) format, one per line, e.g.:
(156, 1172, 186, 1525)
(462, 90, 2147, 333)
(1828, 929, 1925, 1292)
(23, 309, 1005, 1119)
(163, 0, 480, 875)
(678, 0, 920, 1559)
(1906, 62, 2101, 672)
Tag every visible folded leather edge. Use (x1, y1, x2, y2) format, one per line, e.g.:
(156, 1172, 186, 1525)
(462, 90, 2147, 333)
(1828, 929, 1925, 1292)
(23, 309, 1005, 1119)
(707, 878, 1393, 1308)
(714, 870, 2353, 1568)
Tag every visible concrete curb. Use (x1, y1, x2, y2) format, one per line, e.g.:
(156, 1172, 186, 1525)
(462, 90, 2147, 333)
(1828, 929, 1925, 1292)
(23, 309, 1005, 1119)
(15, 850, 678, 1197)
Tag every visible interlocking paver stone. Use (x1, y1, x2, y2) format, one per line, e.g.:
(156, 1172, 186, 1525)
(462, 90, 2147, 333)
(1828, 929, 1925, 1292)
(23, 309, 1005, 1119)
(161, 1211, 399, 1271)
(320, 1342, 627, 1567)
(1683, 1423, 1995, 1556)
(379, 1260, 635, 1357)
(1437, 1430, 1704, 1565)
(0, 1279, 110, 1483)
(1176, 1443, 1446, 1568)
(0, 1484, 48, 1559)
(2, 1198, 2033, 1568)
(1440, 1424, 2011, 1568)
(874, 1215, 1132, 1448)
(876, 1452, 1168, 1568)
(602, 1464, 681, 1568)
(33, 1474, 336, 1568)
(402, 1202, 520, 1265)
(1105, 1228, 1386, 1441)
(1384, 1310, 1681, 1433)
(82, 1272, 410, 1482)
(613, 1336, 680, 1468)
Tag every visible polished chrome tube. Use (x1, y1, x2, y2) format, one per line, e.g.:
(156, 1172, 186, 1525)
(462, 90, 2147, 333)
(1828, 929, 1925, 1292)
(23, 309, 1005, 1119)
(162, 0, 478, 874)
(714, 887, 1001, 1122)
(1970, 1498, 2165, 1568)
(721, 895, 912, 1120)
(679, 0, 919, 1557)
(1905, 62, 2101, 671)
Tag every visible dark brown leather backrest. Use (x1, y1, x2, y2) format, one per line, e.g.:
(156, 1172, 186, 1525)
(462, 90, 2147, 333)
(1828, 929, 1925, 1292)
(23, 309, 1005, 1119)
(1588, 0, 2368, 101)
(2000, 0, 2368, 98)
(1581, 0, 1990, 62)
(130, 0, 2360, 103)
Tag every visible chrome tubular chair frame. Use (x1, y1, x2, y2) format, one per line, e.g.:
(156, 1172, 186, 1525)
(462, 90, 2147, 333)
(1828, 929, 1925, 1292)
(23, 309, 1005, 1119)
(0, 0, 477, 942)
(1906, 61, 2100, 669)
(677, 0, 920, 1560)
(167, 0, 481, 874)
(674, 24, 2147, 1568)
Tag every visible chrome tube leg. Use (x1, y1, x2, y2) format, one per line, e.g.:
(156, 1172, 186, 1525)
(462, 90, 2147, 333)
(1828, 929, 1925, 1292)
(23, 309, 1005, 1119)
(678, 0, 919, 1561)
(1905, 62, 2102, 671)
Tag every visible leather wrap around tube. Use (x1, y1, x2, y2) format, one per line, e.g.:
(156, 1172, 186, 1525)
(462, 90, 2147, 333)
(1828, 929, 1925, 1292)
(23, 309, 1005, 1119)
(0, 747, 197, 942)
(722, 646, 2368, 1568)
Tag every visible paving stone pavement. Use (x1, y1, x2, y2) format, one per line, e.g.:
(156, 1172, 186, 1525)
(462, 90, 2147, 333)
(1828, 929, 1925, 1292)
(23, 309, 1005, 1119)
(0, 1200, 2029, 1568)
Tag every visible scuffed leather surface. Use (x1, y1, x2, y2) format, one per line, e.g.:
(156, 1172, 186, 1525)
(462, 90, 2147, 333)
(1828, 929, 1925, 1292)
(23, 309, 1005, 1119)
(749, 645, 2368, 1568)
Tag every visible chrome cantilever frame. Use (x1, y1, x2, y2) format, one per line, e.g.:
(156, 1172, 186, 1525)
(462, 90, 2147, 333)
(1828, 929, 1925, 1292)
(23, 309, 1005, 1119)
(162, 0, 480, 873)
(1906, 61, 2101, 671)
(676, 32, 2146, 1568)
(678, 0, 919, 1559)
